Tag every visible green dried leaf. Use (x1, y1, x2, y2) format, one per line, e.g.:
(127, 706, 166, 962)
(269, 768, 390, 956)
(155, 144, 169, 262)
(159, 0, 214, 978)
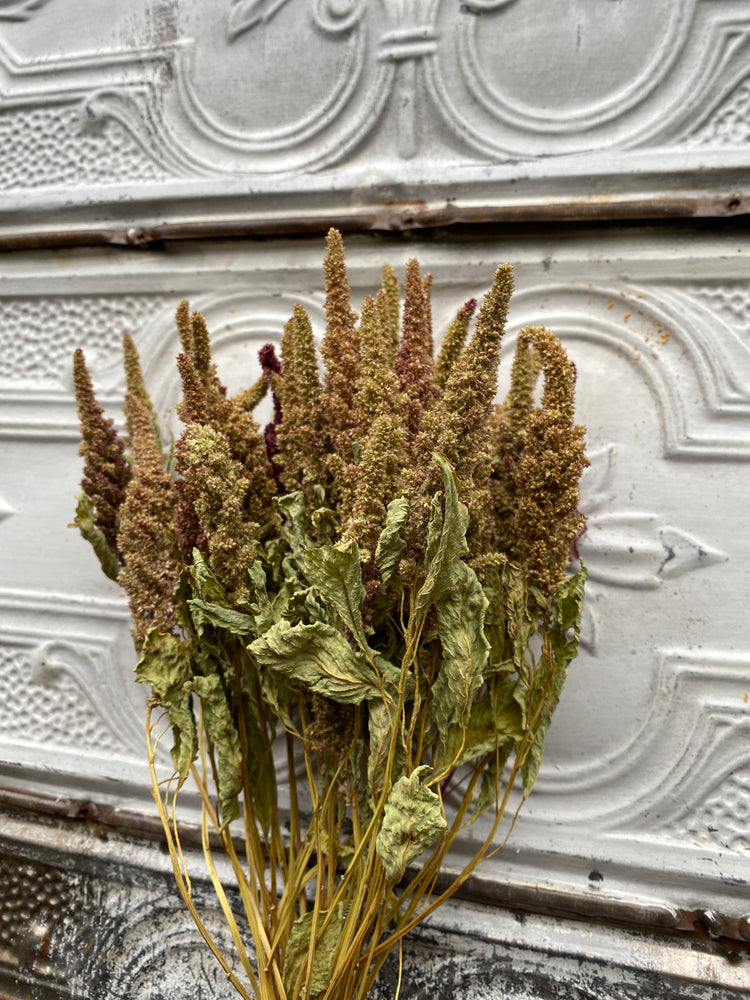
(311, 503, 336, 545)
(520, 567, 587, 796)
(188, 599, 256, 638)
(249, 621, 381, 704)
(304, 539, 368, 651)
(283, 584, 329, 627)
(135, 629, 190, 695)
(135, 630, 196, 785)
(257, 667, 295, 731)
(483, 658, 516, 679)
(440, 678, 521, 769)
(416, 455, 469, 613)
(366, 697, 403, 802)
(276, 491, 308, 564)
(172, 568, 195, 633)
(282, 904, 343, 998)
(480, 564, 513, 669)
(490, 678, 525, 741)
(191, 673, 242, 828)
(376, 766, 447, 882)
(188, 548, 227, 604)
(375, 497, 409, 585)
(165, 694, 197, 787)
(512, 674, 528, 728)
(248, 560, 275, 634)
(504, 563, 535, 674)
(259, 536, 286, 587)
(552, 565, 588, 639)
(72, 491, 120, 581)
(190, 637, 231, 689)
(468, 747, 513, 825)
(431, 561, 489, 740)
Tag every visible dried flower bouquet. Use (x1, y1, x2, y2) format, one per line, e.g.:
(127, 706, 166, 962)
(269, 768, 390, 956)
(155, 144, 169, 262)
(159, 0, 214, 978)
(73, 231, 587, 1000)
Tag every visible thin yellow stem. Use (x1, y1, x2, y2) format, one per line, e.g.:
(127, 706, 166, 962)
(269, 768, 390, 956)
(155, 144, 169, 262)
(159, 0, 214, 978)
(393, 938, 404, 1000)
(144, 707, 255, 1000)
(190, 761, 285, 1000)
(200, 788, 261, 993)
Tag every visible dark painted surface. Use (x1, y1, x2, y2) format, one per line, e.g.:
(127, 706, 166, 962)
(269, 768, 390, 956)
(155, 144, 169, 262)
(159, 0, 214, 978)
(1, 812, 747, 1000)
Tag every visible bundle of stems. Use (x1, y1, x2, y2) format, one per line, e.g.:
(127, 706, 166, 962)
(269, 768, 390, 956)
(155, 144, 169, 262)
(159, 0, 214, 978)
(73, 231, 588, 999)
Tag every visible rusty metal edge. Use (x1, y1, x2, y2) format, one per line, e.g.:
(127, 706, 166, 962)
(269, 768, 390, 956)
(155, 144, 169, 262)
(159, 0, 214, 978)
(0, 193, 747, 250)
(2, 784, 749, 950)
(438, 870, 750, 951)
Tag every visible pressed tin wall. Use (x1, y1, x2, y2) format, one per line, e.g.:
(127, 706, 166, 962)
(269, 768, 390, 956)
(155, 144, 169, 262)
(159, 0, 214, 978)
(1, 2, 750, 998)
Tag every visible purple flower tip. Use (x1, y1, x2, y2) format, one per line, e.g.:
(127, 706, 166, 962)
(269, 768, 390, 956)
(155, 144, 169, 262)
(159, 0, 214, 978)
(259, 343, 282, 376)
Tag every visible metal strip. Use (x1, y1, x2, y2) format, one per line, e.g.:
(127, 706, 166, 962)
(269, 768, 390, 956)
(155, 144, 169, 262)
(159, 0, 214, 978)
(0, 193, 746, 251)
(2, 785, 748, 947)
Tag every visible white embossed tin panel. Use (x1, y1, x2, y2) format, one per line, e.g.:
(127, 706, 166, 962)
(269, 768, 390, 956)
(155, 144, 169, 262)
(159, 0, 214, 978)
(0, 0, 748, 239)
(1, 230, 748, 930)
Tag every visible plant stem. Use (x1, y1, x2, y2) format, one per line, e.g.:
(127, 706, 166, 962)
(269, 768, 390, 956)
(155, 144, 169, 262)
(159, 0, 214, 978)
(145, 706, 255, 1000)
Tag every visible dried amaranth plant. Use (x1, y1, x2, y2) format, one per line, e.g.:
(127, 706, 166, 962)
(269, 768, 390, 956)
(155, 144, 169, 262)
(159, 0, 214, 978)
(73, 230, 588, 1000)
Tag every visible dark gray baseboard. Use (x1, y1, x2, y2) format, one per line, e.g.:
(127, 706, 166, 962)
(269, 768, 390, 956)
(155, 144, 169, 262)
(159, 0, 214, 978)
(1, 808, 746, 1000)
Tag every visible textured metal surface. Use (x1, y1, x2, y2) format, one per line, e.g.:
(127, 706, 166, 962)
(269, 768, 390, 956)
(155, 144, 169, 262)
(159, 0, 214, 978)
(2, 3, 750, 988)
(1, 227, 749, 953)
(1, 810, 748, 1000)
(0, 1, 748, 238)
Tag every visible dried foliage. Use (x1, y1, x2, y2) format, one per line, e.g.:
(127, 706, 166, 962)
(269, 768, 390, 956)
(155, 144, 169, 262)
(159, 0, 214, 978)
(72, 232, 588, 1000)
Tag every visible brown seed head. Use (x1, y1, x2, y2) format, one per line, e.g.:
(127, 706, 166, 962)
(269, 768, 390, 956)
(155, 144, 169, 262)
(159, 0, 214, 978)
(72, 348, 131, 557)
(511, 326, 588, 595)
(179, 423, 259, 603)
(118, 392, 179, 640)
(320, 228, 360, 465)
(394, 258, 439, 439)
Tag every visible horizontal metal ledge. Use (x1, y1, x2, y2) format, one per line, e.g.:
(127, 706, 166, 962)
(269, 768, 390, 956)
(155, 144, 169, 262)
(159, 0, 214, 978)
(0, 192, 748, 252)
(2, 783, 749, 950)
(449, 868, 750, 949)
